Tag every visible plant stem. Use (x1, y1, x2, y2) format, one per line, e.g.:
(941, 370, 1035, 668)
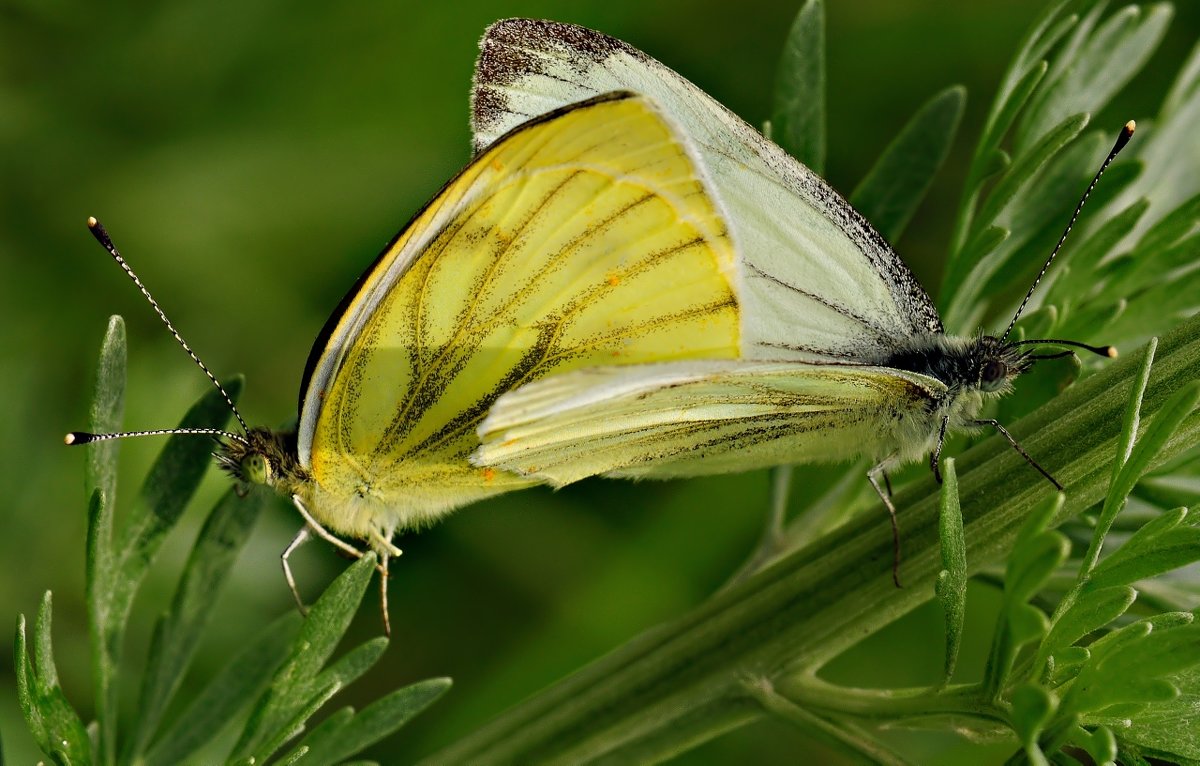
(422, 315, 1200, 765)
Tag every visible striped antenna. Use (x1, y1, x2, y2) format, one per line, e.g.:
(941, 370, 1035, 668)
(1001, 120, 1136, 343)
(66, 218, 250, 447)
(66, 427, 248, 446)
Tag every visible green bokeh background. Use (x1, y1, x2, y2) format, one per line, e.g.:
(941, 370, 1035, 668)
(3, 1, 1197, 762)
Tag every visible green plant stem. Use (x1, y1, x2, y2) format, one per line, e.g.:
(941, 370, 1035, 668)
(745, 679, 914, 766)
(773, 675, 1005, 724)
(422, 314, 1200, 766)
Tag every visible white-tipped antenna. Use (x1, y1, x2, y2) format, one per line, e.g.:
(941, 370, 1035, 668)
(66, 427, 247, 446)
(1001, 120, 1136, 343)
(66, 218, 251, 448)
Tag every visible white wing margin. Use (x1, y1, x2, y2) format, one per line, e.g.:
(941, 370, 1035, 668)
(472, 19, 944, 364)
(472, 360, 946, 486)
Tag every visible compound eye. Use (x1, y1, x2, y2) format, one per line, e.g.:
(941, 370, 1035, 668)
(982, 359, 1007, 384)
(242, 453, 270, 484)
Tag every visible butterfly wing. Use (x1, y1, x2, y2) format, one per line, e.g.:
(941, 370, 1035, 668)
(473, 360, 947, 486)
(296, 93, 741, 538)
(472, 19, 943, 364)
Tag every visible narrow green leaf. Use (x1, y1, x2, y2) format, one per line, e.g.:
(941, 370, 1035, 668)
(1047, 647, 1090, 686)
(84, 315, 125, 541)
(15, 597, 93, 766)
(144, 612, 302, 766)
(934, 458, 966, 683)
(113, 377, 243, 589)
(84, 316, 125, 766)
(1122, 662, 1200, 760)
(284, 707, 354, 765)
(850, 86, 965, 243)
(1162, 39, 1200, 119)
(973, 61, 1047, 191)
(1086, 379, 1200, 572)
(1012, 683, 1058, 750)
(1117, 338, 1158, 479)
(1090, 510, 1200, 589)
(128, 486, 267, 761)
(1067, 724, 1117, 766)
(943, 114, 1092, 330)
(1132, 189, 1200, 261)
(293, 678, 452, 765)
(1043, 197, 1149, 307)
(1008, 531, 1070, 605)
(250, 682, 342, 766)
(957, 225, 1011, 273)
(1042, 585, 1136, 657)
(307, 637, 389, 700)
(1011, 602, 1051, 648)
(772, 0, 824, 172)
(1098, 623, 1200, 683)
(1102, 265, 1200, 348)
(1113, 231, 1200, 300)
(1018, 4, 1172, 151)
(232, 553, 378, 760)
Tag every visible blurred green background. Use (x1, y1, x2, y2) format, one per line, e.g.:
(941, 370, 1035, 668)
(3, 0, 1197, 762)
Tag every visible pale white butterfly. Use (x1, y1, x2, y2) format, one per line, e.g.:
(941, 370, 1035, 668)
(468, 19, 1127, 582)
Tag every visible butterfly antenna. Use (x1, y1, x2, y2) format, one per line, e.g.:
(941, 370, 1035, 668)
(66, 427, 248, 446)
(1012, 337, 1118, 358)
(77, 216, 250, 436)
(1000, 120, 1136, 343)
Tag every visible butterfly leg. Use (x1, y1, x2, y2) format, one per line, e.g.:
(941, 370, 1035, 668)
(281, 526, 312, 616)
(378, 551, 392, 637)
(867, 463, 902, 588)
(929, 415, 950, 483)
(291, 494, 370, 559)
(972, 419, 1063, 490)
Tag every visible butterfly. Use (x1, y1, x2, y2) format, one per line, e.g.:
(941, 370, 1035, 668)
(467, 20, 1128, 582)
(68, 92, 746, 630)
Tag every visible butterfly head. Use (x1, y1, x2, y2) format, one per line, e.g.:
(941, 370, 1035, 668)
(216, 427, 307, 496)
(973, 335, 1034, 395)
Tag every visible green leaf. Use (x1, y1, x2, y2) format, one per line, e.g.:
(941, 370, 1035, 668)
(1067, 620, 1200, 715)
(934, 458, 966, 683)
(1043, 196, 1148, 308)
(83, 316, 125, 765)
(772, 0, 824, 172)
(14, 595, 93, 766)
(1130, 189, 1200, 263)
(1012, 683, 1058, 752)
(1067, 724, 1117, 766)
(1047, 647, 1090, 687)
(1008, 531, 1070, 605)
(232, 553, 379, 762)
(850, 86, 965, 243)
(943, 113, 1090, 328)
(308, 637, 389, 698)
(127, 486, 267, 761)
(84, 315, 125, 539)
(1089, 508, 1200, 589)
(1041, 585, 1136, 657)
(144, 612, 303, 766)
(1018, 3, 1172, 152)
(1122, 662, 1200, 760)
(1117, 338, 1158, 478)
(112, 377, 244, 592)
(291, 678, 452, 765)
(88, 378, 240, 766)
(1085, 378, 1200, 571)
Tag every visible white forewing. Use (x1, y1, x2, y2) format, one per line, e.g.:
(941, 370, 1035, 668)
(473, 360, 947, 486)
(472, 19, 943, 363)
